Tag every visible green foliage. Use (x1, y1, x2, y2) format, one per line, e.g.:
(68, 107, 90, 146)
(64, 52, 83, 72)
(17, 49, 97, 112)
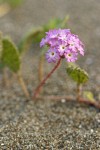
(1, 38, 20, 73)
(66, 65, 89, 84)
(0, 0, 24, 7)
(0, 32, 2, 59)
(0, 32, 3, 71)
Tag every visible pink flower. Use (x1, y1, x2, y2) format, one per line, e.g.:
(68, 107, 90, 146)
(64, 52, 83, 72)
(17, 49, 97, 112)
(46, 48, 60, 63)
(40, 29, 84, 63)
(64, 50, 78, 62)
(57, 41, 67, 56)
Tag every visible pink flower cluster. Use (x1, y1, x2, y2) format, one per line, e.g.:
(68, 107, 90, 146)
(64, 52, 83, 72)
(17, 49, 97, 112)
(40, 29, 84, 63)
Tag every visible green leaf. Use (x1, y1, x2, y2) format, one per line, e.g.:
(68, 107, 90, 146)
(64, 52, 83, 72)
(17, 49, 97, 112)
(18, 27, 43, 54)
(83, 91, 95, 102)
(0, 32, 3, 59)
(66, 65, 89, 84)
(2, 37, 20, 73)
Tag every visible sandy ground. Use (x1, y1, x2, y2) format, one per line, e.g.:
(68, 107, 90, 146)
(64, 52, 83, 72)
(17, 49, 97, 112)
(0, 0, 100, 149)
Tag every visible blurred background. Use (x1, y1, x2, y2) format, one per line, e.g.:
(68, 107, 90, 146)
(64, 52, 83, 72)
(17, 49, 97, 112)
(0, 0, 100, 94)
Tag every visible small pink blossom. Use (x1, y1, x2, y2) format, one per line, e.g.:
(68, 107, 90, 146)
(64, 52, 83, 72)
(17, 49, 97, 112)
(40, 29, 85, 63)
(46, 48, 60, 63)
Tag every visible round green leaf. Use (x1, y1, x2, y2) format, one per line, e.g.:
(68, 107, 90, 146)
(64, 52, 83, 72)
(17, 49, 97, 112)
(66, 65, 89, 84)
(2, 38, 20, 73)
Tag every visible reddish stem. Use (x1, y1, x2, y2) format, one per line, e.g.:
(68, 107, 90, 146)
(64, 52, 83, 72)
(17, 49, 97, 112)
(78, 97, 100, 109)
(33, 59, 61, 99)
(77, 83, 82, 101)
(36, 95, 100, 109)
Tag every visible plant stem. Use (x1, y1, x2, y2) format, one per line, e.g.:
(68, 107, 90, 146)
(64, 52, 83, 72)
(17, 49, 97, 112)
(78, 97, 100, 109)
(33, 58, 61, 99)
(36, 95, 100, 109)
(77, 83, 82, 101)
(17, 71, 30, 99)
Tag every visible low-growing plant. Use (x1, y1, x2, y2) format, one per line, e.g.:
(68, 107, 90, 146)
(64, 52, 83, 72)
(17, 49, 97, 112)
(0, 19, 99, 109)
(33, 28, 100, 109)
(33, 29, 85, 97)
